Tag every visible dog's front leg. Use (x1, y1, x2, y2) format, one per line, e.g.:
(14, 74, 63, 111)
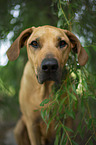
(26, 121, 42, 145)
(14, 118, 31, 145)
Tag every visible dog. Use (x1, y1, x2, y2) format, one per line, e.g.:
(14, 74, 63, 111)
(7, 25, 88, 145)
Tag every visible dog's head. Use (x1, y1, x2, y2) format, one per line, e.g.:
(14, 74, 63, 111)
(7, 25, 88, 84)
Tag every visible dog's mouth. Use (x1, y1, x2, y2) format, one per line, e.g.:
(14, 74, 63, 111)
(36, 58, 62, 84)
(37, 71, 61, 84)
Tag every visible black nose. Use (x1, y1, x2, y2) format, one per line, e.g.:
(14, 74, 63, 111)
(41, 58, 58, 72)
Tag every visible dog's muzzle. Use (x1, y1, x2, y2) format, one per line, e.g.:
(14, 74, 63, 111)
(37, 58, 62, 84)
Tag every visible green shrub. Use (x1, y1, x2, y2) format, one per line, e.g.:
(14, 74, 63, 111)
(40, 0, 96, 144)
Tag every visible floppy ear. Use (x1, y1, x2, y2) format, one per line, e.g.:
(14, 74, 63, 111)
(7, 27, 34, 61)
(64, 30, 88, 66)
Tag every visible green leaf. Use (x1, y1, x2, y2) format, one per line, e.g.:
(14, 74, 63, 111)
(66, 110, 75, 119)
(71, 140, 78, 145)
(41, 108, 47, 123)
(68, 91, 77, 101)
(60, 1, 67, 6)
(54, 125, 62, 145)
(57, 19, 63, 28)
(71, 93, 77, 101)
(55, 123, 59, 130)
(58, 8, 63, 17)
(72, 85, 77, 94)
(46, 115, 55, 131)
(56, 124, 62, 134)
(60, 131, 65, 145)
(88, 118, 92, 129)
(88, 140, 94, 145)
(34, 109, 38, 112)
(54, 134, 59, 145)
(58, 97, 67, 113)
(64, 126, 73, 133)
(40, 99, 50, 106)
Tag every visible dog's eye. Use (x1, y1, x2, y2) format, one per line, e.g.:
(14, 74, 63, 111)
(30, 41, 39, 48)
(59, 40, 67, 48)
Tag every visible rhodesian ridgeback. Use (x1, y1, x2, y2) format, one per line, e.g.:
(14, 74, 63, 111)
(7, 25, 88, 145)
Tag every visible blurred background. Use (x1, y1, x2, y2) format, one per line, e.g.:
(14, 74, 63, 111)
(0, 0, 96, 145)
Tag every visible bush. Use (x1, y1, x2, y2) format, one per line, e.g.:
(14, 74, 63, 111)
(40, 0, 96, 144)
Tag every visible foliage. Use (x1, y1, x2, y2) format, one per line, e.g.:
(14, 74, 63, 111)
(52, 0, 96, 72)
(0, 0, 96, 144)
(40, 55, 96, 144)
(40, 0, 96, 144)
(0, 0, 57, 39)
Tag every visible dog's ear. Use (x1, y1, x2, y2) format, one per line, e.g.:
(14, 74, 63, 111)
(64, 30, 88, 66)
(7, 27, 34, 61)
